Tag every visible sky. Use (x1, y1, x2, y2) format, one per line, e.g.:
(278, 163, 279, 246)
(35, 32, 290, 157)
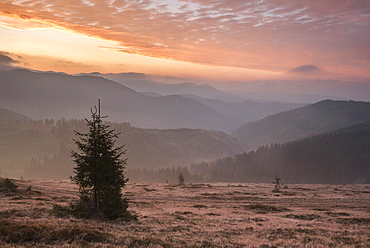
(0, 0, 369, 100)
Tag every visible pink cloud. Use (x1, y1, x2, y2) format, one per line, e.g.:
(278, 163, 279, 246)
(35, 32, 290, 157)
(0, 0, 369, 80)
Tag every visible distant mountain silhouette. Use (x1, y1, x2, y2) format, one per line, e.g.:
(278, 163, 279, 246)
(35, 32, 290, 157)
(85, 72, 249, 103)
(82, 72, 306, 124)
(0, 108, 32, 122)
(233, 100, 370, 148)
(0, 69, 242, 132)
(181, 95, 305, 124)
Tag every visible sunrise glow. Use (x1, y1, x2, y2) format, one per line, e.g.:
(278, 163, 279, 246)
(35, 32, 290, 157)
(0, 0, 369, 85)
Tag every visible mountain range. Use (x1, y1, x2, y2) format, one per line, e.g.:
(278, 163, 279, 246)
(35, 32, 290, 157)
(181, 95, 304, 124)
(2, 68, 370, 183)
(86, 72, 358, 104)
(0, 118, 248, 178)
(233, 100, 370, 148)
(86, 72, 249, 103)
(0, 69, 304, 133)
(0, 69, 242, 133)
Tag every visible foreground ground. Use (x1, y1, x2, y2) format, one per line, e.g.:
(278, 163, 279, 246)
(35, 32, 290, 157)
(1, 179, 370, 247)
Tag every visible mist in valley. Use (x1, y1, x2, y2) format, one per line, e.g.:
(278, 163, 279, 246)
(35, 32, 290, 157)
(1, 70, 370, 185)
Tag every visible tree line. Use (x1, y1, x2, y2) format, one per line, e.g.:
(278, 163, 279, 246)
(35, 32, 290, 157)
(22, 117, 370, 184)
(189, 129, 370, 184)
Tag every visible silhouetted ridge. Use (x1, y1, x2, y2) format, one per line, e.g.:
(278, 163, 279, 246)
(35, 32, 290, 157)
(0, 69, 241, 132)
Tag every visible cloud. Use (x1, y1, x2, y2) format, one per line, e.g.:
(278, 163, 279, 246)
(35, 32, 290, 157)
(290, 64, 320, 74)
(0, 0, 369, 79)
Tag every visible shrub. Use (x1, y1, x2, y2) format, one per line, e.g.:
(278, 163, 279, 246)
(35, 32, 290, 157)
(0, 178, 18, 192)
(0, 219, 110, 244)
(178, 172, 185, 185)
(272, 176, 282, 193)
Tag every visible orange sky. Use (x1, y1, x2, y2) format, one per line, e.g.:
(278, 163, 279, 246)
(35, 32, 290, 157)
(0, 0, 369, 83)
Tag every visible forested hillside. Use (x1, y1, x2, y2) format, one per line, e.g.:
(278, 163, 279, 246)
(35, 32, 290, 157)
(0, 119, 247, 179)
(233, 100, 370, 148)
(0, 108, 32, 122)
(190, 122, 370, 184)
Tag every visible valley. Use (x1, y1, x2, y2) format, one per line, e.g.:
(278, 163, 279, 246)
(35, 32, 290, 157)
(1, 68, 370, 185)
(1, 2, 369, 247)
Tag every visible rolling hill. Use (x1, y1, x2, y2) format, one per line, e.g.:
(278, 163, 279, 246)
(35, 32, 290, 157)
(0, 119, 248, 179)
(232, 100, 370, 148)
(0, 69, 242, 132)
(181, 95, 305, 124)
(192, 121, 370, 184)
(0, 108, 33, 122)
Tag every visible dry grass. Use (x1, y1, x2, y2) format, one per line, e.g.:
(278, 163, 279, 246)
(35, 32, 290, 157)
(1, 179, 370, 247)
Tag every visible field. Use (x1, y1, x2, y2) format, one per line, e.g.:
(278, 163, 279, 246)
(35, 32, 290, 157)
(1, 179, 370, 247)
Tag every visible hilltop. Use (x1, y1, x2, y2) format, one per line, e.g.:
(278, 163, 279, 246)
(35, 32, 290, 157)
(0, 108, 32, 123)
(233, 100, 370, 148)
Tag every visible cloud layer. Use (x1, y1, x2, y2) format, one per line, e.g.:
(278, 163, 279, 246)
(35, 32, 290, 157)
(0, 0, 369, 79)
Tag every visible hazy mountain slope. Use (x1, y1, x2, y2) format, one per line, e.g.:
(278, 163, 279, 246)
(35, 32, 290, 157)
(0, 69, 241, 132)
(0, 69, 142, 120)
(121, 126, 249, 170)
(93, 72, 249, 102)
(328, 120, 370, 134)
(192, 122, 370, 184)
(232, 100, 370, 148)
(0, 122, 62, 178)
(131, 94, 243, 132)
(0, 108, 32, 122)
(182, 95, 305, 123)
(0, 121, 248, 178)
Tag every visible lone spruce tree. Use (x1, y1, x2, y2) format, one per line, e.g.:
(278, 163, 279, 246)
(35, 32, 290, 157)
(178, 172, 185, 185)
(71, 100, 132, 220)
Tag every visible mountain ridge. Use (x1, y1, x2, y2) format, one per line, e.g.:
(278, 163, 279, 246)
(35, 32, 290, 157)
(232, 99, 370, 148)
(181, 94, 305, 124)
(0, 69, 242, 132)
(192, 121, 370, 184)
(86, 72, 250, 103)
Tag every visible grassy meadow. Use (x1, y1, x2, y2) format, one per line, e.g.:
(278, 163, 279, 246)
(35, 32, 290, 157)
(1, 178, 370, 247)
